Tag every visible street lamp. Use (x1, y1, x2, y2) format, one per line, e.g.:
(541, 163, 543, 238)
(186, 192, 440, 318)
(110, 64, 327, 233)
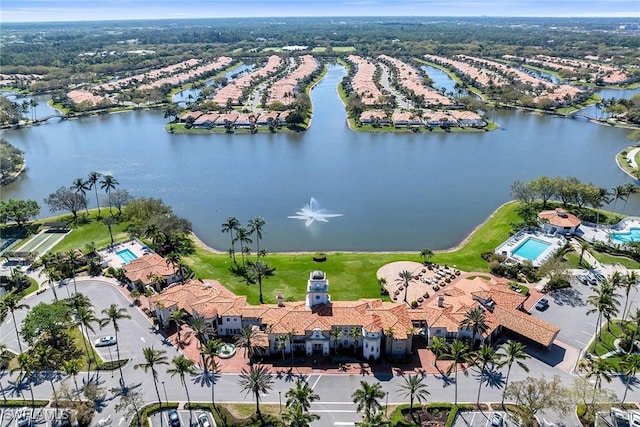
(107, 347, 114, 378)
(162, 381, 169, 405)
(279, 391, 282, 413)
(385, 391, 389, 419)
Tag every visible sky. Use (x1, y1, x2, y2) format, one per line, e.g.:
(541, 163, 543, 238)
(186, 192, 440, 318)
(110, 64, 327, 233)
(2, 0, 639, 23)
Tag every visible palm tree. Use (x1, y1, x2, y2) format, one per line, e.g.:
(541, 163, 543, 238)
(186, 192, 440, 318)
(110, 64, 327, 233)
(65, 249, 80, 294)
(221, 217, 240, 264)
(235, 325, 260, 363)
(611, 185, 628, 214)
(498, 340, 530, 406)
(99, 304, 131, 378)
(74, 305, 98, 378)
(627, 308, 640, 354)
(0, 344, 13, 403)
(472, 344, 502, 407)
(247, 217, 266, 260)
(0, 291, 29, 352)
(419, 248, 433, 264)
(585, 357, 613, 406)
(103, 215, 118, 248)
(12, 353, 36, 405)
(277, 335, 288, 360)
(168, 309, 187, 346)
(586, 281, 620, 342)
(87, 171, 102, 216)
(330, 328, 343, 354)
(396, 270, 414, 304)
(247, 261, 275, 304)
(460, 307, 489, 345)
(444, 339, 471, 405)
(620, 353, 640, 404)
(428, 336, 446, 371)
(167, 355, 196, 413)
(62, 360, 81, 399)
(234, 226, 252, 266)
(620, 183, 638, 215)
(281, 403, 320, 427)
(188, 315, 211, 347)
(350, 327, 361, 356)
(238, 364, 274, 418)
(199, 339, 222, 407)
(100, 174, 119, 215)
(71, 178, 91, 214)
(397, 374, 430, 419)
(134, 347, 169, 407)
(286, 379, 320, 412)
(621, 271, 639, 322)
(578, 241, 590, 266)
(351, 380, 385, 419)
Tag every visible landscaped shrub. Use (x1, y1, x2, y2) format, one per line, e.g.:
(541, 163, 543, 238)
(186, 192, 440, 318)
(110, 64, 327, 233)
(312, 252, 327, 262)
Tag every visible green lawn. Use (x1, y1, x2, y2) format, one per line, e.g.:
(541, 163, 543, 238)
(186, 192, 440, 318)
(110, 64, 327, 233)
(591, 251, 640, 269)
(48, 212, 130, 253)
(587, 320, 635, 371)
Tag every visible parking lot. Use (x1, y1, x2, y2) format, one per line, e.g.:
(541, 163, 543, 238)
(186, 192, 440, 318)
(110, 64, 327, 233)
(453, 411, 509, 427)
(148, 409, 215, 427)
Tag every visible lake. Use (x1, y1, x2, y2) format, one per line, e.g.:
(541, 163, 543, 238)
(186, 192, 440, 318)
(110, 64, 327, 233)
(1, 64, 639, 252)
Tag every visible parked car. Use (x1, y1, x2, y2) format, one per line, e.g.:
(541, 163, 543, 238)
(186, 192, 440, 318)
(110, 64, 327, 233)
(491, 413, 504, 427)
(577, 274, 588, 284)
(16, 411, 31, 427)
(197, 414, 211, 427)
(168, 410, 180, 427)
(535, 298, 549, 311)
(94, 336, 117, 347)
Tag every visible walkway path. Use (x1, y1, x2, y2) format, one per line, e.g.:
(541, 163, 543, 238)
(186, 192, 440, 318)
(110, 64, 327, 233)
(627, 146, 640, 169)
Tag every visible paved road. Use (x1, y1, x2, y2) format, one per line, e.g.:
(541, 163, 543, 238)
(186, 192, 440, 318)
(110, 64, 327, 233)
(3, 276, 640, 427)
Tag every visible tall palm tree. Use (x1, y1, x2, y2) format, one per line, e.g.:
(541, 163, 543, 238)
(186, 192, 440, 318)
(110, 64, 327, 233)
(134, 347, 169, 407)
(460, 307, 489, 345)
(620, 183, 638, 215)
(247, 261, 275, 304)
(235, 325, 260, 363)
(199, 338, 222, 407)
(396, 270, 414, 304)
(74, 305, 98, 378)
(428, 336, 446, 370)
(87, 171, 102, 216)
(586, 281, 620, 342)
(620, 353, 640, 404)
(168, 309, 187, 345)
(586, 357, 613, 406)
(233, 226, 252, 266)
(397, 374, 430, 419)
(65, 249, 80, 294)
(12, 353, 36, 405)
(277, 335, 288, 360)
(62, 359, 82, 399)
(0, 291, 29, 352)
(611, 185, 628, 214)
(71, 178, 91, 214)
(99, 304, 131, 382)
(0, 344, 13, 403)
(498, 340, 530, 406)
(330, 328, 343, 354)
(103, 215, 118, 248)
(621, 271, 639, 322)
(444, 339, 471, 405)
(351, 380, 385, 419)
(167, 355, 196, 416)
(100, 174, 119, 215)
(247, 217, 266, 260)
(238, 364, 274, 418)
(286, 379, 320, 412)
(221, 217, 240, 264)
(578, 241, 590, 266)
(350, 327, 361, 356)
(627, 308, 640, 354)
(281, 403, 320, 427)
(472, 344, 502, 407)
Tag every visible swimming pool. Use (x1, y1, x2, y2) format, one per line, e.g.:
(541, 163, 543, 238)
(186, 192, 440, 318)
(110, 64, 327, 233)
(116, 248, 138, 265)
(512, 237, 552, 261)
(611, 228, 640, 243)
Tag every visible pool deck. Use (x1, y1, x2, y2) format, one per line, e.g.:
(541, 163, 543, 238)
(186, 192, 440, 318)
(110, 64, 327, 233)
(98, 239, 151, 269)
(578, 217, 640, 245)
(495, 228, 567, 267)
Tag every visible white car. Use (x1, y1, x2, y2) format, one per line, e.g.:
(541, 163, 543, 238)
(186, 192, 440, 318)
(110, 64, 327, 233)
(94, 336, 117, 347)
(197, 414, 211, 427)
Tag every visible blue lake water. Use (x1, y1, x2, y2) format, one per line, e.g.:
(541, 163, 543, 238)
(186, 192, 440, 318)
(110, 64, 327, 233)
(2, 63, 639, 252)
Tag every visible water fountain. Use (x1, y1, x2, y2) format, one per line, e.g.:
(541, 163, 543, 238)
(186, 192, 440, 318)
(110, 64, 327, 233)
(288, 197, 343, 227)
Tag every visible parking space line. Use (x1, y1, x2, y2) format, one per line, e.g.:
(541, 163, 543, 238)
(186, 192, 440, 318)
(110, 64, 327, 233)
(311, 375, 322, 390)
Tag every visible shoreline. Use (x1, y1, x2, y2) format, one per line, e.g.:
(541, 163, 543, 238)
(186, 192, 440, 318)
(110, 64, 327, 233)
(188, 200, 516, 256)
(615, 145, 640, 180)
